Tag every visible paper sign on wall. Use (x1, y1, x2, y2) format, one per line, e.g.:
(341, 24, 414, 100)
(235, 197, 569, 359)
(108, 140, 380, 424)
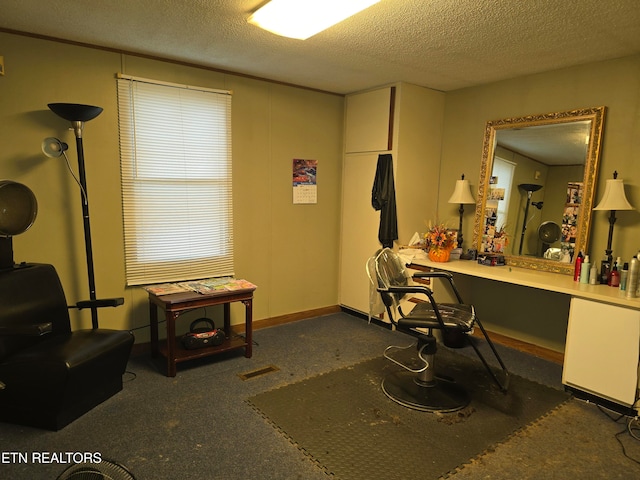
(292, 159, 317, 204)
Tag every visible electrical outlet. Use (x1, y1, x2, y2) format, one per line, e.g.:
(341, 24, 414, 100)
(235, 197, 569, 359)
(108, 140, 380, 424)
(0, 56, 4, 76)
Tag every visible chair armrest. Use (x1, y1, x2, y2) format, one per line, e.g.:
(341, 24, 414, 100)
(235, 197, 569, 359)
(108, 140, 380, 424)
(412, 271, 454, 280)
(0, 322, 53, 336)
(73, 298, 125, 310)
(384, 285, 434, 296)
(411, 271, 464, 303)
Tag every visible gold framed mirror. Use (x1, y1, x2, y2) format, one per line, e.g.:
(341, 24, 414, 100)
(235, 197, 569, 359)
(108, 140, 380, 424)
(473, 106, 606, 275)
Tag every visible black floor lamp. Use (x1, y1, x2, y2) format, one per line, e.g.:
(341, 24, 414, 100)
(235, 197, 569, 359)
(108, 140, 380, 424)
(43, 103, 104, 329)
(518, 183, 543, 255)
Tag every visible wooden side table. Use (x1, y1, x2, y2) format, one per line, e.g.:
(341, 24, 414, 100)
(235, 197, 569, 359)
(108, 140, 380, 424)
(148, 288, 254, 377)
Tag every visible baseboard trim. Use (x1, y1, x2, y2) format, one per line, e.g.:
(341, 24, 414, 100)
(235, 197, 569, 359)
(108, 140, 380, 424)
(130, 304, 564, 366)
(131, 305, 342, 357)
(248, 305, 342, 331)
(472, 329, 564, 365)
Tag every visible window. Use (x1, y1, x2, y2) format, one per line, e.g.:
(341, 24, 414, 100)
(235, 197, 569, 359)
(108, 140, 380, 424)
(117, 75, 233, 286)
(490, 156, 516, 230)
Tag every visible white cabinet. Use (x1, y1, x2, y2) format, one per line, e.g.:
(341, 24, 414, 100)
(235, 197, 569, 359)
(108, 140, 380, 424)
(345, 88, 393, 153)
(562, 297, 640, 408)
(338, 83, 445, 314)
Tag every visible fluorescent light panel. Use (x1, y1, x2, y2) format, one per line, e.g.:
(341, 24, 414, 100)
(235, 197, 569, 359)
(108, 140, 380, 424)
(248, 0, 381, 40)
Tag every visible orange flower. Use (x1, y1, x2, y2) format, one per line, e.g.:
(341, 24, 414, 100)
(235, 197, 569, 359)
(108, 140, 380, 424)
(424, 223, 455, 250)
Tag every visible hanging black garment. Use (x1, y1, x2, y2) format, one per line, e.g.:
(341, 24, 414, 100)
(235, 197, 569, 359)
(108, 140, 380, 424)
(371, 153, 398, 248)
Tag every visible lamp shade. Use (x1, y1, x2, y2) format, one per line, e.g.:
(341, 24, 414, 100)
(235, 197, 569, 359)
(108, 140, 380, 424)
(47, 103, 103, 122)
(448, 179, 475, 204)
(594, 178, 634, 211)
(518, 183, 543, 193)
(41, 137, 68, 158)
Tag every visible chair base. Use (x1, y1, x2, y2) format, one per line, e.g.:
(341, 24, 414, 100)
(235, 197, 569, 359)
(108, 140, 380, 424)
(382, 370, 470, 413)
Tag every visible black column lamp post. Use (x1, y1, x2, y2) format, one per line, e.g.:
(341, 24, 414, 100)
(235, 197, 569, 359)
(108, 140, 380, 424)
(517, 183, 543, 255)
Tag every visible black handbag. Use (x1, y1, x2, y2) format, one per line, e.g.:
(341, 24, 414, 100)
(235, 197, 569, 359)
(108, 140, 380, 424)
(181, 318, 225, 350)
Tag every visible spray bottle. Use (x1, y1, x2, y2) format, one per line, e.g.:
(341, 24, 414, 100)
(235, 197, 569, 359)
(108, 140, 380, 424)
(574, 251, 583, 282)
(580, 255, 591, 284)
(620, 262, 629, 291)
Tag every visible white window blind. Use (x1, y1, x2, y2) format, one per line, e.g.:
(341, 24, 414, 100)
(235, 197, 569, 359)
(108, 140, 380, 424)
(117, 74, 234, 286)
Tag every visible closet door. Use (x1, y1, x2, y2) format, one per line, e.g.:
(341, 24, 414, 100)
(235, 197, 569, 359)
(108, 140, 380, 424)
(339, 152, 384, 314)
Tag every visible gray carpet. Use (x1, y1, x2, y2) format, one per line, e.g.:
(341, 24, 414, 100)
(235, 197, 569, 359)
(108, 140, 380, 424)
(0, 312, 639, 480)
(248, 348, 569, 480)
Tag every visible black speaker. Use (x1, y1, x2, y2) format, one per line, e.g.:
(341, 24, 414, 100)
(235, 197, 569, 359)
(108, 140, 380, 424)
(181, 318, 225, 350)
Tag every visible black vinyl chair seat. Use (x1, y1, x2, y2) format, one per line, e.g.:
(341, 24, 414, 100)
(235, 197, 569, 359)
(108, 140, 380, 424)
(395, 302, 475, 331)
(0, 263, 133, 430)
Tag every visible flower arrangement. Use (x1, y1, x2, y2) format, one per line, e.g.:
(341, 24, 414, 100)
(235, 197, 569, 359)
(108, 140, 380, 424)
(424, 223, 455, 251)
(494, 225, 509, 246)
(482, 224, 509, 253)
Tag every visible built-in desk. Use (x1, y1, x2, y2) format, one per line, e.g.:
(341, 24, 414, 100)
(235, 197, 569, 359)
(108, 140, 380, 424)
(410, 258, 640, 310)
(410, 257, 640, 413)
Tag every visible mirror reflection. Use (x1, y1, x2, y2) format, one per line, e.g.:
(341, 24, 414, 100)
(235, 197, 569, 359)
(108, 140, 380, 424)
(474, 107, 606, 274)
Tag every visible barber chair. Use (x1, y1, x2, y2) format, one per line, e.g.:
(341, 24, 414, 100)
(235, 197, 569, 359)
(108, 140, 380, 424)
(0, 263, 134, 430)
(367, 248, 509, 412)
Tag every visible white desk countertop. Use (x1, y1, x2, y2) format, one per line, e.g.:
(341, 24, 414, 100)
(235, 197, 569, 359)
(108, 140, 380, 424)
(411, 257, 640, 311)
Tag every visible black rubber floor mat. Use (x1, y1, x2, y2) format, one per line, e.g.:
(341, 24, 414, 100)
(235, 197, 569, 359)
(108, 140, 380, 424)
(248, 348, 569, 480)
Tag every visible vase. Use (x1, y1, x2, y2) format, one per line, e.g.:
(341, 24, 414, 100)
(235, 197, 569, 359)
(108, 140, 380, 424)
(428, 247, 451, 262)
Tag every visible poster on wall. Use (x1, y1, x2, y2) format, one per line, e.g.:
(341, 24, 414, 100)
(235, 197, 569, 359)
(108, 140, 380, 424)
(292, 159, 317, 204)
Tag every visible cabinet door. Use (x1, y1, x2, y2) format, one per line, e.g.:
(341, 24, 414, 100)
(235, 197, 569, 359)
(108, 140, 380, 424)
(345, 88, 393, 153)
(562, 297, 640, 406)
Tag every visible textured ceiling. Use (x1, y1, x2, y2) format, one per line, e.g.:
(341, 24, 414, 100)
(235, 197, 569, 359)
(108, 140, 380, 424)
(1, 0, 640, 94)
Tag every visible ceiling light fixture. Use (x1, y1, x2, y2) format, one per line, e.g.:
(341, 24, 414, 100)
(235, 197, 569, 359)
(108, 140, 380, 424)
(248, 0, 381, 40)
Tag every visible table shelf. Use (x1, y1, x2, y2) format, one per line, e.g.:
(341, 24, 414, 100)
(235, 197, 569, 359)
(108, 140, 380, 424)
(158, 332, 249, 364)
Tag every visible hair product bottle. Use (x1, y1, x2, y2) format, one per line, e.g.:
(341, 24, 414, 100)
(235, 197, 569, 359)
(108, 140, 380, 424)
(574, 251, 583, 282)
(609, 263, 620, 287)
(620, 262, 629, 291)
(626, 257, 639, 298)
(589, 264, 598, 285)
(580, 255, 591, 284)
(600, 257, 611, 284)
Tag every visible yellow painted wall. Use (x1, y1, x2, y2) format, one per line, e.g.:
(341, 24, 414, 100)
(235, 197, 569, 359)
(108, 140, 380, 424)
(438, 55, 640, 351)
(439, 55, 640, 261)
(0, 32, 344, 341)
(2, 30, 639, 351)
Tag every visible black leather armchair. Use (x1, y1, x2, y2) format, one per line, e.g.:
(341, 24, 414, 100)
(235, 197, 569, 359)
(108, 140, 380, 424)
(0, 263, 134, 430)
